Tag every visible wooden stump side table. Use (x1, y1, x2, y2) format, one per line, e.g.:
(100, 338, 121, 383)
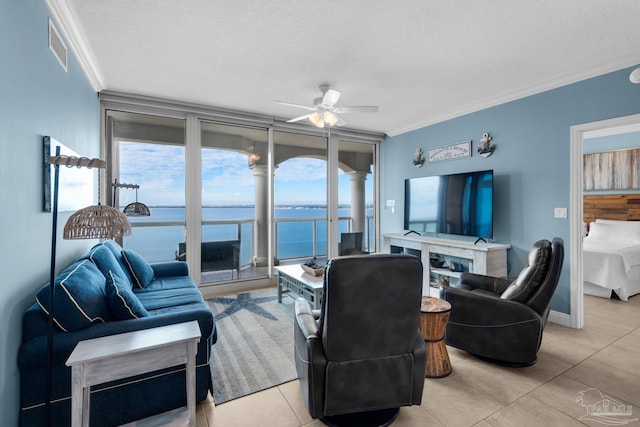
(419, 296, 452, 378)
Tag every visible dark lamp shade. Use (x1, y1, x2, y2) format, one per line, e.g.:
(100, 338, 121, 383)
(123, 202, 151, 217)
(64, 205, 132, 240)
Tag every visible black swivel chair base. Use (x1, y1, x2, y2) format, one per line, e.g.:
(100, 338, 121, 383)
(471, 353, 537, 368)
(322, 408, 400, 427)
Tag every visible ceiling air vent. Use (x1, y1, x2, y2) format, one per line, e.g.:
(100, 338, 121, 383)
(48, 18, 67, 72)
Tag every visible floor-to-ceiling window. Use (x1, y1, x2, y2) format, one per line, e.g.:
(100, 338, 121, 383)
(102, 93, 382, 291)
(106, 110, 186, 263)
(273, 131, 328, 263)
(200, 122, 268, 284)
(337, 139, 376, 254)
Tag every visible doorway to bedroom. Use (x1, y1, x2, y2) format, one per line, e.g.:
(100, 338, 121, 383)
(570, 113, 640, 329)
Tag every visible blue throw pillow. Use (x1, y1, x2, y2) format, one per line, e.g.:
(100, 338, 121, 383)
(88, 243, 132, 287)
(122, 249, 155, 289)
(105, 271, 149, 320)
(36, 260, 111, 331)
(102, 240, 134, 284)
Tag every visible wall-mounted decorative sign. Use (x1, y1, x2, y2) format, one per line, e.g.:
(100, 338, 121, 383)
(477, 132, 495, 158)
(413, 148, 425, 168)
(584, 147, 640, 190)
(428, 140, 471, 162)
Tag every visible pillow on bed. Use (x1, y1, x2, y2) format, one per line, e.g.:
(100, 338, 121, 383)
(588, 221, 640, 244)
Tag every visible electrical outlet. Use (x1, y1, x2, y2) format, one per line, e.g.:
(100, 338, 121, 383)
(386, 199, 395, 207)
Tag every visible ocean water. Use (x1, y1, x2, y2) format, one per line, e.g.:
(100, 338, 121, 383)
(124, 206, 373, 263)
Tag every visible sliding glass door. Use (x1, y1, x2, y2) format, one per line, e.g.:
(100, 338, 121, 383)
(337, 139, 376, 255)
(273, 131, 328, 264)
(200, 122, 268, 284)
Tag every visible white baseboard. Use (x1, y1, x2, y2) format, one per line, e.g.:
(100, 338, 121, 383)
(548, 309, 571, 327)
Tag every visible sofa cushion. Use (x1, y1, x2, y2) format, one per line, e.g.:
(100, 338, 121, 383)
(138, 275, 198, 292)
(135, 287, 204, 310)
(501, 240, 551, 303)
(88, 243, 131, 287)
(105, 271, 149, 319)
(102, 240, 134, 284)
(36, 260, 111, 332)
(122, 249, 155, 289)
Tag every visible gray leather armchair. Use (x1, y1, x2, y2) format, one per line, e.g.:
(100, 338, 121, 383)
(294, 254, 425, 426)
(441, 238, 564, 366)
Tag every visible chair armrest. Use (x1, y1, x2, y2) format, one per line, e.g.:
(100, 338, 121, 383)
(443, 286, 541, 326)
(293, 298, 325, 419)
(459, 272, 512, 295)
(18, 308, 215, 370)
(442, 286, 544, 364)
(151, 261, 189, 277)
(295, 298, 320, 339)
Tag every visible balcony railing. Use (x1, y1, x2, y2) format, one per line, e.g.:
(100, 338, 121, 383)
(124, 215, 374, 269)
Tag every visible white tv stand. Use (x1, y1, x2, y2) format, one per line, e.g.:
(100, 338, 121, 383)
(382, 233, 510, 296)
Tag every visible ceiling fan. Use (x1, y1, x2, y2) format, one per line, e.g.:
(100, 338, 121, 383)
(275, 85, 379, 128)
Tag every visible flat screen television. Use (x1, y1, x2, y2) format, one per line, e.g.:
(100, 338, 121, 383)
(404, 169, 494, 240)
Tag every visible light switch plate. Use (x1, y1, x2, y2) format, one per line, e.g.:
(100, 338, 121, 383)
(554, 207, 567, 218)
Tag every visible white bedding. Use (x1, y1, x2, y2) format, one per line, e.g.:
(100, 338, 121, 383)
(583, 238, 640, 301)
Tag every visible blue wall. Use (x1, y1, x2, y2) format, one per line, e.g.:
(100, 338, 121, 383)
(380, 66, 640, 315)
(584, 131, 640, 154)
(0, 1, 99, 425)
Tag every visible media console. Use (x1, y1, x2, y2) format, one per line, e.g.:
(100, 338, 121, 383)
(382, 234, 510, 296)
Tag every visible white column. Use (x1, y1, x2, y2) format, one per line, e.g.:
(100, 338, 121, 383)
(347, 171, 368, 233)
(252, 164, 269, 266)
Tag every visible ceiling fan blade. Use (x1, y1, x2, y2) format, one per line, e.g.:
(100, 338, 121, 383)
(333, 106, 379, 114)
(274, 101, 316, 111)
(286, 113, 313, 123)
(322, 89, 341, 108)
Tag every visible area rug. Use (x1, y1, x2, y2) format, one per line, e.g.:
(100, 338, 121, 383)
(206, 289, 297, 404)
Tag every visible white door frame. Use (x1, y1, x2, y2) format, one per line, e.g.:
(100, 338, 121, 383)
(569, 112, 640, 329)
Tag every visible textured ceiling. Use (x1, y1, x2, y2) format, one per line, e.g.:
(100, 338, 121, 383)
(60, 0, 640, 136)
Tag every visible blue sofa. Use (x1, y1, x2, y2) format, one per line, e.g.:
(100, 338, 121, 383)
(18, 240, 216, 426)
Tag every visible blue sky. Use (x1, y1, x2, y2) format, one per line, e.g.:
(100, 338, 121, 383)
(118, 141, 372, 206)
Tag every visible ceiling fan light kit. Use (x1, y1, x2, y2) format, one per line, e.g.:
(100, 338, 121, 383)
(275, 84, 378, 128)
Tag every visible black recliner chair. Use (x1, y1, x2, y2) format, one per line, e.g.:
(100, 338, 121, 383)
(441, 237, 564, 366)
(294, 254, 426, 426)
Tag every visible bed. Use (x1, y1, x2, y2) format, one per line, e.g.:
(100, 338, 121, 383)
(583, 219, 640, 300)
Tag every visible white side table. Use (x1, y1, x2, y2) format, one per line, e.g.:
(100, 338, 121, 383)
(65, 321, 201, 427)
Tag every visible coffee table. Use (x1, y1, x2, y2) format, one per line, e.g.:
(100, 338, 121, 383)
(419, 296, 452, 378)
(275, 264, 324, 309)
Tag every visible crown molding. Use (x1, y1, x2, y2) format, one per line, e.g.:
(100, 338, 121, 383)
(44, 0, 104, 92)
(387, 59, 640, 138)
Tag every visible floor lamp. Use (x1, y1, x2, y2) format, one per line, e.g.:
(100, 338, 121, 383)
(45, 148, 131, 426)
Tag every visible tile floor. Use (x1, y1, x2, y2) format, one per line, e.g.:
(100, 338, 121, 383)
(196, 294, 640, 426)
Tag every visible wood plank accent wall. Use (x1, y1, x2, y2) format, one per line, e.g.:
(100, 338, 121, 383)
(584, 148, 640, 190)
(583, 194, 640, 224)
